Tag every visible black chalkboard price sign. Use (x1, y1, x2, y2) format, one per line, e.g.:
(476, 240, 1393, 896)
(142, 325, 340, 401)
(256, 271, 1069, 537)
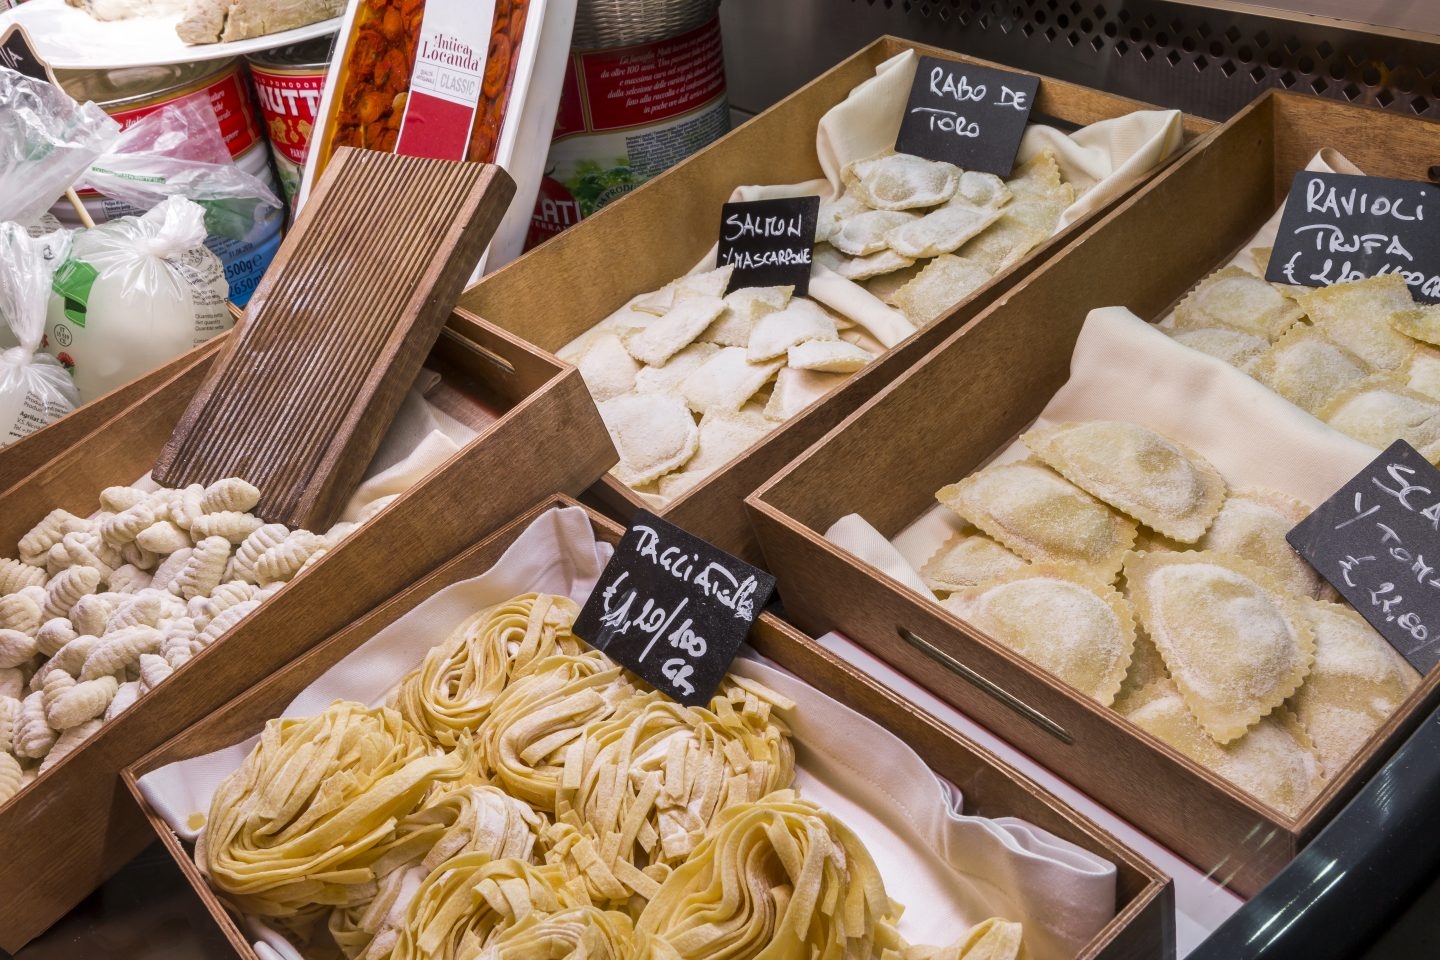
(895, 56, 1039, 177)
(717, 196, 819, 296)
(1288, 440, 1440, 673)
(1266, 171, 1440, 304)
(0, 24, 57, 84)
(573, 511, 777, 706)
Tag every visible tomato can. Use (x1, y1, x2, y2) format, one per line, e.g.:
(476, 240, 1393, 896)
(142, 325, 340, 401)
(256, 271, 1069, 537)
(247, 36, 334, 206)
(52, 59, 283, 306)
(525, 4, 729, 250)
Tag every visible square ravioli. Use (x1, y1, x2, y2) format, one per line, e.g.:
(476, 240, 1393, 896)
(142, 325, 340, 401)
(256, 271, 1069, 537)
(1172, 267, 1305, 341)
(1316, 375, 1440, 457)
(1249, 325, 1372, 416)
(1297, 273, 1416, 370)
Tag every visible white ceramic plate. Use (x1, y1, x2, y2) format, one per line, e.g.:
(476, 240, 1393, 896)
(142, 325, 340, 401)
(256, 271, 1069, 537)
(0, 0, 339, 69)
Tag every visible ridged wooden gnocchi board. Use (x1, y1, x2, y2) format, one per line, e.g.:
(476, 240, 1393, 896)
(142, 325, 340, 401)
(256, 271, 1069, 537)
(152, 147, 516, 530)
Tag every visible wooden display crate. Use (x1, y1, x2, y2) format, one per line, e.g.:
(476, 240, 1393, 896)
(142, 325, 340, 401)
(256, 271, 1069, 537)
(123, 495, 1175, 960)
(0, 310, 616, 951)
(458, 36, 1212, 564)
(745, 89, 1440, 899)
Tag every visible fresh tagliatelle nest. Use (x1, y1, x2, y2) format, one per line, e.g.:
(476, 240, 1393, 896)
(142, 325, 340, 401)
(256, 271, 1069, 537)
(196, 592, 1025, 960)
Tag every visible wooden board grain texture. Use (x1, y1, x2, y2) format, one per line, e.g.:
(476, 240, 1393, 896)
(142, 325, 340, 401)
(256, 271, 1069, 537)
(124, 494, 1174, 960)
(154, 148, 516, 529)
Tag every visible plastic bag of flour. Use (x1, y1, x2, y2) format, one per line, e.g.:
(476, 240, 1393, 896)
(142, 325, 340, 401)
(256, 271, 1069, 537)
(1, 223, 81, 447)
(47, 195, 231, 402)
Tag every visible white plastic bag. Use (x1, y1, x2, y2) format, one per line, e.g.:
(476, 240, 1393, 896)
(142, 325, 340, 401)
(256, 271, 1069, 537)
(0, 67, 119, 226)
(0, 222, 80, 446)
(47, 195, 230, 402)
(76, 98, 284, 246)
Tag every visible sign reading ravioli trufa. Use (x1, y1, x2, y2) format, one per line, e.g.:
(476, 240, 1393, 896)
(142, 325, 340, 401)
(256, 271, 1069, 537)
(573, 511, 776, 707)
(717, 196, 819, 296)
(1267, 172, 1440, 304)
(1288, 440, 1440, 673)
(0, 23, 58, 85)
(895, 56, 1039, 177)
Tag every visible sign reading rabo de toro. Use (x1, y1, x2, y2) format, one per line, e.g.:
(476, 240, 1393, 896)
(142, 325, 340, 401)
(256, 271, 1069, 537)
(573, 511, 777, 706)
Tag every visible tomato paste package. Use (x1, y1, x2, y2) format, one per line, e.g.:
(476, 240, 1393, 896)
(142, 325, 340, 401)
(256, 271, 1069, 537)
(301, 0, 574, 278)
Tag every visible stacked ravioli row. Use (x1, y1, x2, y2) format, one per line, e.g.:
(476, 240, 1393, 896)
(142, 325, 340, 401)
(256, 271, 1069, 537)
(198, 592, 1024, 960)
(815, 149, 1075, 325)
(1165, 255, 1440, 458)
(924, 420, 1419, 818)
(561, 265, 886, 504)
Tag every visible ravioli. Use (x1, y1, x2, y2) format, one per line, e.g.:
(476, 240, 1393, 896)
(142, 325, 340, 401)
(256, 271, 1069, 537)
(1124, 550, 1315, 744)
(815, 191, 868, 244)
(863, 262, 925, 306)
(889, 254, 992, 325)
(1005, 150, 1068, 202)
(762, 367, 847, 421)
(656, 407, 771, 501)
(1110, 631, 1171, 717)
(681, 347, 784, 415)
(950, 170, 1012, 210)
(786, 339, 874, 373)
(1172, 267, 1305, 341)
(937, 459, 1136, 580)
(1401, 345, 1440, 401)
(1169, 327, 1270, 372)
(702, 286, 792, 346)
(575, 330, 641, 402)
(598, 395, 698, 488)
(674, 265, 734, 301)
(919, 528, 1028, 594)
(631, 342, 720, 397)
(1197, 488, 1326, 599)
(1289, 601, 1420, 777)
(1391, 302, 1440, 346)
(813, 244, 916, 281)
(1249, 325, 1371, 415)
(831, 209, 921, 256)
(625, 296, 726, 367)
(1128, 683, 1324, 818)
(954, 214, 1048, 275)
(943, 568, 1136, 706)
(885, 204, 1003, 259)
(1298, 273, 1416, 370)
(1023, 420, 1227, 542)
(850, 152, 960, 210)
(1317, 376, 1440, 456)
(746, 300, 839, 361)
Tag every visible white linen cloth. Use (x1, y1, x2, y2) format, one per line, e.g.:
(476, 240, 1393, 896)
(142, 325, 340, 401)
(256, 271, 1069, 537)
(139, 506, 1118, 960)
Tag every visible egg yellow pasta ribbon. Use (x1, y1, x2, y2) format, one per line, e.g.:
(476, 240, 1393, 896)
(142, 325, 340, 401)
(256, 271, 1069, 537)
(200, 701, 469, 938)
(476, 904, 680, 960)
(396, 594, 583, 747)
(390, 855, 581, 960)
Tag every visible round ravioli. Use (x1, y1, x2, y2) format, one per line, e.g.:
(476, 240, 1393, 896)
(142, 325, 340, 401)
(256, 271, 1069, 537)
(1129, 684, 1324, 818)
(850, 152, 960, 210)
(1023, 420, 1227, 543)
(943, 568, 1136, 705)
(1124, 550, 1315, 744)
(1289, 601, 1421, 776)
(1111, 630, 1172, 717)
(1197, 488, 1326, 599)
(938, 459, 1136, 581)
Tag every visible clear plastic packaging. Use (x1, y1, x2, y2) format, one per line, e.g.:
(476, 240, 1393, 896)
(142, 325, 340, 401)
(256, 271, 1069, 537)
(0, 222, 81, 446)
(75, 98, 283, 247)
(0, 66, 118, 226)
(47, 195, 230, 403)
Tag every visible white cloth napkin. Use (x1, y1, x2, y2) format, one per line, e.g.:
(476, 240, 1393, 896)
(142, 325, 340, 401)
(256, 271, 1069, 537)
(139, 507, 1117, 960)
(340, 387, 478, 523)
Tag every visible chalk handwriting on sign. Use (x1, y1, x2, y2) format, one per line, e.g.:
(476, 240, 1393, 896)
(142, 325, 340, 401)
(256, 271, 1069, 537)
(0, 24, 59, 84)
(895, 56, 1039, 176)
(573, 511, 776, 706)
(1288, 440, 1440, 672)
(717, 196, 819, 296)
(1266, 172, 1440, 304)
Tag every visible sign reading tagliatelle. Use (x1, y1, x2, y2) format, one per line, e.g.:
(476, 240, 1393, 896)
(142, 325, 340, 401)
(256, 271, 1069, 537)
(716, 196, 819, 296)
(1289, 440, 1440, 673)
(1267, 171, 1440, 304)
(573, 511, 776, 706)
